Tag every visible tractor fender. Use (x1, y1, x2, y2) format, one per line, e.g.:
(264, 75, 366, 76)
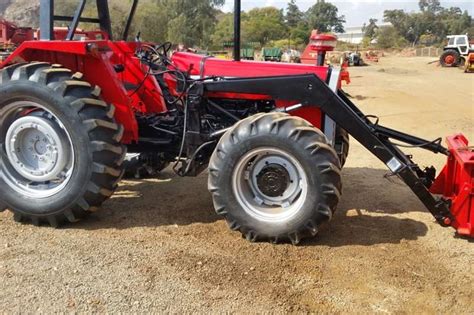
(1, 41, 140, 143)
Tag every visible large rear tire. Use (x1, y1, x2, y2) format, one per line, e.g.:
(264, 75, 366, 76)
(440, 49, 460, 67)
(208, 113, 342, 244)
(0, 62, 125, 227)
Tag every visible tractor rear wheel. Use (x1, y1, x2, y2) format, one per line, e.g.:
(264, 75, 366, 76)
(440, 49, 460, 67)
(0, 62, 125, 227)
(208, 113, 342, 244)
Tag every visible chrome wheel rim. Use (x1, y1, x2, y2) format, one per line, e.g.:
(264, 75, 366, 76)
(232, 147, 308, 223)
(0, 101, 75, 198)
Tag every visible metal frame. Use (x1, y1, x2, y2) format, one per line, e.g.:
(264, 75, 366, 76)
(122, 0, 139, 41)
(233, 0, 241, 61)
(202, 73, 453, 224)
(39, 0, 113, 40)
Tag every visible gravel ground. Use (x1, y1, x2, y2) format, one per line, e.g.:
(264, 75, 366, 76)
(1, 56, 473, 313)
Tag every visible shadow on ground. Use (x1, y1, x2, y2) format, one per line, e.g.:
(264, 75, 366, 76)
(69, 167, 428, 245)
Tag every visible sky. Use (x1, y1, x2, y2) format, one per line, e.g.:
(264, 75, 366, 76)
(222, 1, 474, 27)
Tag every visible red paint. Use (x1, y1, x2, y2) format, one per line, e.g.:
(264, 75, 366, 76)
(171, 52, 328, 127)
(35, 28, 110, 41)
(308, 33, 338, 52)
(2, 40, 337, 142)
(0, 20, 34, 47)
(430, 134, 474, 237)
(444, 54, 455, 65)
(171, 52, 329, 79)
(301, 30, 337, 65)
(0, 40, 167, 142)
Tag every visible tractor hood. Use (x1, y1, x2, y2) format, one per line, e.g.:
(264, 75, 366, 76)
(171, 52, 330, 82)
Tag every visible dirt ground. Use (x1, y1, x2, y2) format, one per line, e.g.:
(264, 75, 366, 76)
(1, 56, 473, 313)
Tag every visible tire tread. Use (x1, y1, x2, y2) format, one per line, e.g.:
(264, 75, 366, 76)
(0, 62, 125, 227)
(208, 113, 342, 244)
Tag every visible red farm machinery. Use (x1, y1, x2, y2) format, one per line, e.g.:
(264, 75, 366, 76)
(0, 0, 472, 244)
(0, 19, 34, 61)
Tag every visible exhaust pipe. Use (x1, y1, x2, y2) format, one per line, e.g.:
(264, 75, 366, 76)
(233, 0, 241, 61)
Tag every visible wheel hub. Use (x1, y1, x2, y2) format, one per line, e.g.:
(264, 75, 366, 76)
(445, 55, 455, 65)
(256, 164, 290, 197)
(233, 147, 308, 223)
(5, 115, 69, 182)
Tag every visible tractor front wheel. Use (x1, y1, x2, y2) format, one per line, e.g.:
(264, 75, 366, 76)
(208, 113, 342, 244)
(440, 49, 460, 67)
(0, 62, 125, 226)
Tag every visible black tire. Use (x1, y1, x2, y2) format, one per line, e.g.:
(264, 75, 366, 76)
(208, 113, 342, 244)
(0, 62, 125, 227)
(440, 49, 460, 67)
(334, 127, 350, 167)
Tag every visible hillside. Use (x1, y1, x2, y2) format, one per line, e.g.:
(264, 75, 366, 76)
(0, 0, 40, 27)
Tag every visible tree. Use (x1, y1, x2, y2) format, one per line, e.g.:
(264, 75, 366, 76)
(306, 0, 345, 33)
(285, 0, 303, 28)
(385, 2, 472, 46)
(211, 13, 235, 48)
(163, 0, 225, 48)
(419, 0, 442, 13)
(133, 1, 169, 42)
(376, 26, 407, 49)
(290, 21, 311, 45)
(363, 18, 378, 39)
(466, 25, 474, 38)
(440, 8, 472, 35)
(242, 7, 287, 46)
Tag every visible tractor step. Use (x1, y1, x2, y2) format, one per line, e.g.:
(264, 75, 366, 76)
(430, 134, 474, 237)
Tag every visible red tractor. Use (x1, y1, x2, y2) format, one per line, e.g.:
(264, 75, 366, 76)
(0, 0, 472, 244)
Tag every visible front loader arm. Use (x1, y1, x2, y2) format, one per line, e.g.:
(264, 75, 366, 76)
(204, 73, 454, 225)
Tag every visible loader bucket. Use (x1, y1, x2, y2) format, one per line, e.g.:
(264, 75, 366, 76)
(430, 134, 474, 237)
